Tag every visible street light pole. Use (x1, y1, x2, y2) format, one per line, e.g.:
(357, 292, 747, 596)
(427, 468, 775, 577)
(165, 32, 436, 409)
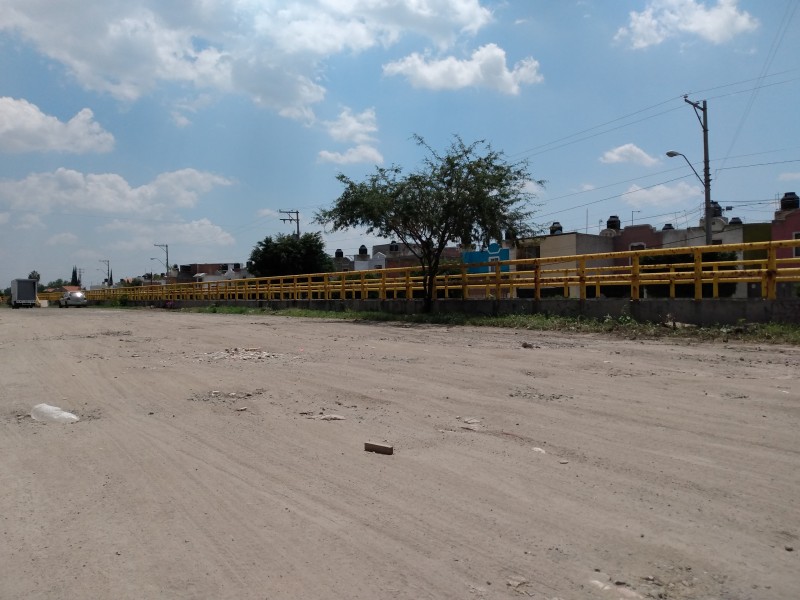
(676, 96, 712, 245)
(154, 243, 169, 279)
(666, 149, 712, 245)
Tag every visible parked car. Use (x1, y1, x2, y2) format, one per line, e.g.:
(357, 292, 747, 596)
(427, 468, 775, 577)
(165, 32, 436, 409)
(59, 291, 88, 307)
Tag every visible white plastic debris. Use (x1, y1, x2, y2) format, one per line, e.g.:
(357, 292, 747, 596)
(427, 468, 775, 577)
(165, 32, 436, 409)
(30, 403, 79, 424)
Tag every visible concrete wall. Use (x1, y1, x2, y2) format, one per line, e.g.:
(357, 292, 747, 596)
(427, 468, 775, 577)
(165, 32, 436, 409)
(145, 297, 800, 325)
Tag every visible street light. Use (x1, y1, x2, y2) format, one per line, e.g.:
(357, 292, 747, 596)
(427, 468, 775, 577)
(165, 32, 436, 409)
(667, 96, 712, 245)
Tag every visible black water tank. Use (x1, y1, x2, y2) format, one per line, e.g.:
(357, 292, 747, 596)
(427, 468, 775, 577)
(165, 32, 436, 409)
(607, 215, 621, 230)
(358, 244, 368, 256)
(662, 223, 674, 230)
(729, 217, 743, 225)
(550, 222, 563, 235)
(389, 241, 399, 252)
(334, 249, 344, 258)
(710, 201, 723, 218)
(781, 192, 799, 211)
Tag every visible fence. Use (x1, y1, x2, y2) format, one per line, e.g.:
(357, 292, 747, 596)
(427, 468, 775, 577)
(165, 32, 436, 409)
(78, 239, 800, 305)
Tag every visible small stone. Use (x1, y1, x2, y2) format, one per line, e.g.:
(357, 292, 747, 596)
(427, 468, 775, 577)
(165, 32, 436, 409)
(786, 545, 794, 552)
(559, 460, 569, 464)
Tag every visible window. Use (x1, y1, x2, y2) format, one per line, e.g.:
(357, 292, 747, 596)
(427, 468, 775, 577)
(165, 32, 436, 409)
(629, 243, 646, 251)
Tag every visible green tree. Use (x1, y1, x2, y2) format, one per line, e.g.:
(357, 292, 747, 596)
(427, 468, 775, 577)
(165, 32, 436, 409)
(316, 135, 544, 311)
(28, 270, 40, 282)
(71, 266, 79, 286)
(249, 232, 334, 277)
(46, 278, 68, 289)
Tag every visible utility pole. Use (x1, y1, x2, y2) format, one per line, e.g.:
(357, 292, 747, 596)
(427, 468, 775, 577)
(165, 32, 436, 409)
(684, 96, 712, 245)
(77, 268, 84, 287)
(99, 259, 110, 287)
(154, 243, 169, 278)
(279, 210, 300, 238)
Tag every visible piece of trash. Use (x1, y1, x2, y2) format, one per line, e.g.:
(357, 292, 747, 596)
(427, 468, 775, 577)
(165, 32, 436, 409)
(235, 407, 248, 411)
(463, 418, 481, 424)
(30, 403, 79, 424)
(317, 414, 346, 421)
(506, 576, 528, 588)
(533, 447, 546, 454)
(365, 442, 393, 455)
(559, 460, 569, 464)
(521, 341, 533, 348)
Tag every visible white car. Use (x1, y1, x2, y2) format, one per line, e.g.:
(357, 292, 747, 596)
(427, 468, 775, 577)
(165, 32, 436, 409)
(59, 291, 88, 307)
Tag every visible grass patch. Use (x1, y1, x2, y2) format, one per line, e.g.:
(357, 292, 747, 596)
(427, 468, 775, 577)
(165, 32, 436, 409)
(179, 305, 800, 345)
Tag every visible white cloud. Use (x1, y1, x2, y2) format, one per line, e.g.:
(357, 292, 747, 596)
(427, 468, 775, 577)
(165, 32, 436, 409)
(46, 232, 79, 246)
(0, 0, 494, 120)
(383, 43, 542, 94)
(0, 97, 114, 154)
(600, 143, 659, 166)
(615, 0, 758, 49)
(318, 144, 384, 165)
(0, 167, 232, 217)
(323, 107, 378, 144)
(256, 208, 279, 218)
(778, 172, 800, 182)
(622, 181, 700, 208)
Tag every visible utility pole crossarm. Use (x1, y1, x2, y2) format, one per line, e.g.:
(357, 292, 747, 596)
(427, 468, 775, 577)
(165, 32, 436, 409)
(279, 209, 301, 238)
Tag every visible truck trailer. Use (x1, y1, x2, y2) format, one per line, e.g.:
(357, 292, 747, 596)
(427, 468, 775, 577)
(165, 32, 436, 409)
(10, 279, 38, 308)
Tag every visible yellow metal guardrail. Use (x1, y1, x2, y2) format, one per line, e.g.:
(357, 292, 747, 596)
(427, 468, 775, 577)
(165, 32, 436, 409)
(85, 239, 800, 304)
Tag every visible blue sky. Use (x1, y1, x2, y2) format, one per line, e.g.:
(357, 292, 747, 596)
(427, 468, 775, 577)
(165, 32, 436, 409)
(1, 0, 798, 287)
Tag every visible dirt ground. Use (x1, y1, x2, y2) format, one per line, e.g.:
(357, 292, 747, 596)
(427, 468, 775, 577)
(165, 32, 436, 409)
(0, 307, 797, 600)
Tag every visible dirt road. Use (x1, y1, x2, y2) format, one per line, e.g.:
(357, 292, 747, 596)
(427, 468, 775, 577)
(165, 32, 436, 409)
(1, 308, 797, 599)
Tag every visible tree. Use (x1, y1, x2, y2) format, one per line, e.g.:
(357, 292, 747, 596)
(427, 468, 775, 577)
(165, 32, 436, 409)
(249, 232, 334, 277)
(71, 266, 79, 286)
(28, 270, 40, 282)
(316, 135, 544, 311)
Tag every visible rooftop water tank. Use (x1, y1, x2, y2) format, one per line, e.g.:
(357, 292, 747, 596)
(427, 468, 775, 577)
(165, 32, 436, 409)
(710, 201, 723, 218)
(358, 245, 368, 256)
(334, 249, 344, 258)
(780, 192, 799, 211)
(729, 217, 743, 225)
(607, 215, 621, 230)
(550, 222, 563, 235)
(662, 223, 674, 230)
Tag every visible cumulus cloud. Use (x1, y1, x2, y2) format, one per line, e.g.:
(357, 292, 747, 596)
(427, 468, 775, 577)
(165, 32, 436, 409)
(615, 0, 758, 49)
(600, 143, 659, 166)
(318, 107, 383, 164)
(46, 232, 79, 246)
(622, 181, 700, 208)
(0, 0, 494, 120)
(0, 97, 114, 154)
(778, 172, 800, 182)
(384, 43, 542, 94)
(318, 144, 384, 165)
(0, 167, 232, 217)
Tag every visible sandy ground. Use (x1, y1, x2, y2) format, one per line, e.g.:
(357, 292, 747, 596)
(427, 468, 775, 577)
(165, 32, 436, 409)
(0, 307, 798, 600)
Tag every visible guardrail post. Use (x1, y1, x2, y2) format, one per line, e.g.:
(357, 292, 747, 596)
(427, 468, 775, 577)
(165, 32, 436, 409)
(712, 264, 719, 299)
(693, 248, 703, 300)
(461, 264, 468, 300)
(669, 266, 676, 299)
(494, 260, 502, 299)
(766, 244, 777, 300)
(534, 262, 541, 300)
(578, 256, 586, 300)
(405, 269, 412, 300)
(631, 255, 640, 300)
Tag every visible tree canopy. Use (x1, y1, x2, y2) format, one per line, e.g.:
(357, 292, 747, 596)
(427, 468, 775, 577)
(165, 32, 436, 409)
(249, 232, 333, 277)
(316, 134, 544, 310)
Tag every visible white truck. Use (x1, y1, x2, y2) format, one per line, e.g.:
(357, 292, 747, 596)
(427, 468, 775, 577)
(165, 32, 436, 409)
(11, 279, 38, 308)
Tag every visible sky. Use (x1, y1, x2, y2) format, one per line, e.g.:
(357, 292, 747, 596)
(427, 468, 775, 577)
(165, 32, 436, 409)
(1, 0, 798, 288)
